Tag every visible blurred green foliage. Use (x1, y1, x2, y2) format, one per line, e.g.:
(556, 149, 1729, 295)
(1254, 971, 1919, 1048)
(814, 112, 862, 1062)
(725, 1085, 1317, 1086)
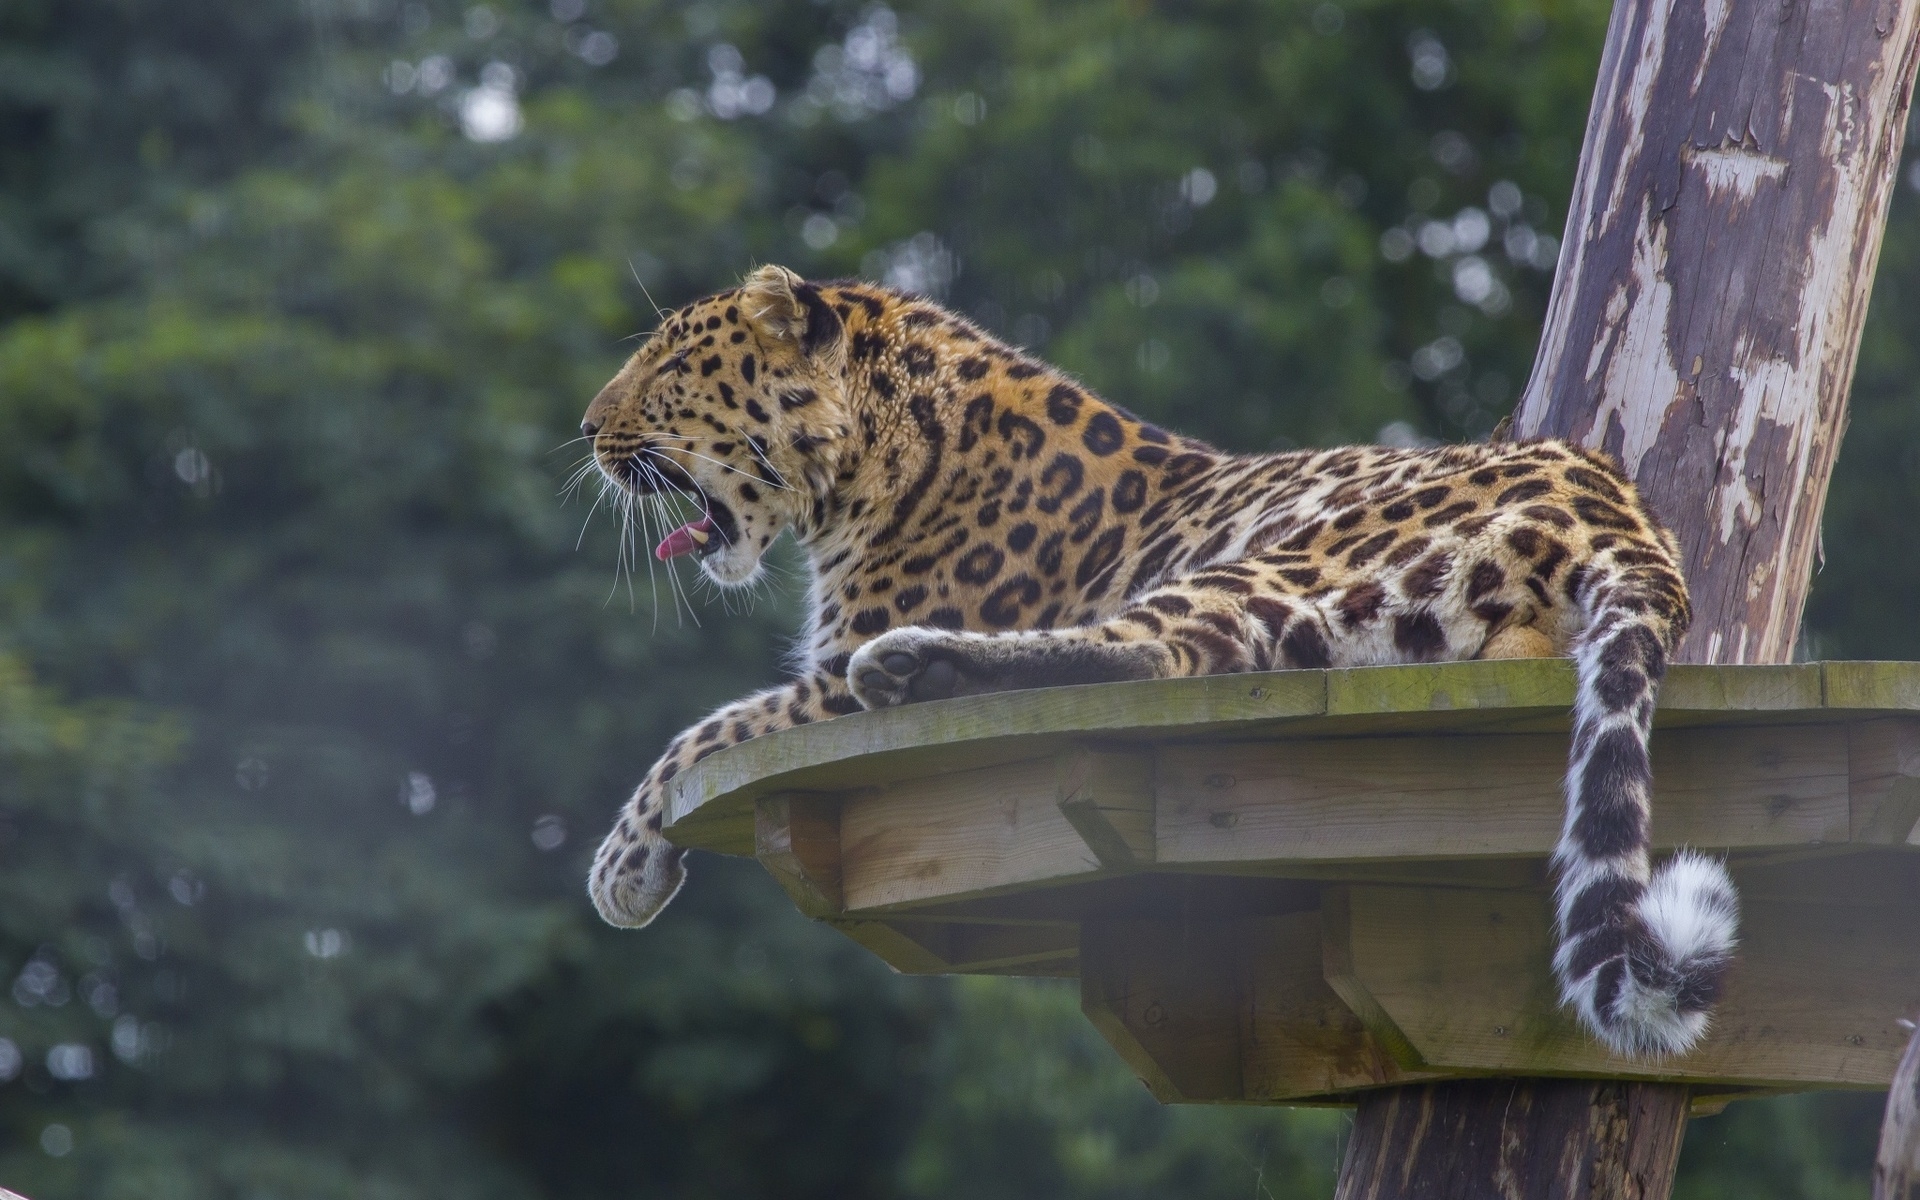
(0, 0, 1911, 1196)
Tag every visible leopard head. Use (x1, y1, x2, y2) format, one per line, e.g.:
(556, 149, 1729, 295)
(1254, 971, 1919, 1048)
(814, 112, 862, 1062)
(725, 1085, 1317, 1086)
(582, 265, 850, 587)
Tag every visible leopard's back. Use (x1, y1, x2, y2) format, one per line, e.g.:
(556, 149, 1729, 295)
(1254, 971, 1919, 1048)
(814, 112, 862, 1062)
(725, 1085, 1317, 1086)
(792, 287, 1684, 674)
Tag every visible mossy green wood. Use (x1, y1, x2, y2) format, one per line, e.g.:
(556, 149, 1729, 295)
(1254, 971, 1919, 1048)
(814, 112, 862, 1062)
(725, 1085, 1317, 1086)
(666, 660, 1904, 856)
(665, 660, 1920, 1103)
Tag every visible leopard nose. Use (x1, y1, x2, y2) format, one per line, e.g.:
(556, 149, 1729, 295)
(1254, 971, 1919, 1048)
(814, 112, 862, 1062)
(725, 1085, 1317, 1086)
(580, 418, 601, 438)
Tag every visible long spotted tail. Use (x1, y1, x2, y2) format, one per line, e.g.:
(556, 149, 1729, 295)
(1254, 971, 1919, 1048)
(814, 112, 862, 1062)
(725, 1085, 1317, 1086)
(1552, 594, 1738, 1058)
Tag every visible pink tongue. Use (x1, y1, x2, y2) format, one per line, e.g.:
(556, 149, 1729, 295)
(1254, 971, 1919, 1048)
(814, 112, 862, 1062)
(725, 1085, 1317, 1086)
(654, 515, 716, 561)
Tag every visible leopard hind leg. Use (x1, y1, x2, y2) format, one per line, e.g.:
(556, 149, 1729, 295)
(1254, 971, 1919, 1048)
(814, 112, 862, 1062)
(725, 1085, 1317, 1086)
(1477, 622, 1559, 660)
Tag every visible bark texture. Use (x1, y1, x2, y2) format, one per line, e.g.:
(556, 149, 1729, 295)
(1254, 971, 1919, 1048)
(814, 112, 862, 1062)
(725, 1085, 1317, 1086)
(1341, 1, 1920, 1196)
(1875, 1017, 1920, 1199)
(1513, 0, 1920, 664)
(1335, 1081, 1689, 1200)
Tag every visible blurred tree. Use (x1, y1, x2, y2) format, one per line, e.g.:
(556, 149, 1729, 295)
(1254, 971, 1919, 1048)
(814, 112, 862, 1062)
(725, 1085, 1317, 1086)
(0, 0, 1910, 1197)
(0, 0, 317, 320)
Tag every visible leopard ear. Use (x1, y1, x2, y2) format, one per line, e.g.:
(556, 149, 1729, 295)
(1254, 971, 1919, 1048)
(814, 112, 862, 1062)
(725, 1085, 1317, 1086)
(741, 264, 843, 358)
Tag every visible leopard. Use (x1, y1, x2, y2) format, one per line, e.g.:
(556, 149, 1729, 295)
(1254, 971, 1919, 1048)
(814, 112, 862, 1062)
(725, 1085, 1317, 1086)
(579, 264, 1738, 1059)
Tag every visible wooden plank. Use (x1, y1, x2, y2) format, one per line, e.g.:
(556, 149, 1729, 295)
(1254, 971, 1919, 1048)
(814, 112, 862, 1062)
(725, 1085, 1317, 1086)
(1326, 660, 1575, 717)
(1055, 745, 1155, 868)
(664, 661, 1920, 856)
(1851, 720, 1920, 846)
(1169, 858, 1543, 891)
(881, 921, 1079, 973)
(1658, 664, 1826, 715)
(1159, 724, 1850, 866)
(665, 669, 1328, 853)
(1828, 662, 1920, 713)
(1079, 913, 1441, 1103)
(826, 919, 953, 974)
(865, 872, 1321, 928)
(838, 756, 1108, 912)
(1243, 912, 1442, 1100)
(1079, 919, 1244, 1102)
(1326, 885, 1920, 1088)
(1320, 889, 1426, 1071)
(754, 793, 842, 918)
(1733, 850, 1920, 908)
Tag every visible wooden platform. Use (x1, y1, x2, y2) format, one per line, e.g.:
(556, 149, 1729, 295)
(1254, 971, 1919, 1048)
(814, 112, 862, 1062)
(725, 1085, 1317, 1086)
(662, 660, 1920, 1109)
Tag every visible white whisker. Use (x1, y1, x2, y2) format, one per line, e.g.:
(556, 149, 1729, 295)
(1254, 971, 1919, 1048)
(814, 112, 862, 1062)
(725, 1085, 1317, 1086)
(577, 474, 614, 551)
(629, 259, 668, 320)
(559, 455, 602, 501)
(643, 444, 795, 493)
(639, 461, 702, 626)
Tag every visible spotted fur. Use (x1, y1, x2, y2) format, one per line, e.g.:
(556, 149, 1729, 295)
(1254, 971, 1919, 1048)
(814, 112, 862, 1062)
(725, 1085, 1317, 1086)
(581, 265, 1737, 1058)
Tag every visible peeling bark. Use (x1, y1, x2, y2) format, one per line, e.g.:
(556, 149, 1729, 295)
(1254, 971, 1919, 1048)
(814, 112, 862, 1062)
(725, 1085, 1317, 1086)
(1340, 3, 1920, 1197)
(1335, 1081, 1689, 1200)
(1515, 0, 1920, 665)
(1875, 1017, 1920, 1199)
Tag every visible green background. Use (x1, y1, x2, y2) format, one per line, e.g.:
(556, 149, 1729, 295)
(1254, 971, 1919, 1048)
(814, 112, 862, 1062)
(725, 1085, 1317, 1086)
(0, 0, 1909, 1195)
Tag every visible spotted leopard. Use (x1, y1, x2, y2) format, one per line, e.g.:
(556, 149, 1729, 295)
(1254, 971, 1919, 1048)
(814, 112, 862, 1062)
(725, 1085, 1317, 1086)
(581, 265, 1737, 1058)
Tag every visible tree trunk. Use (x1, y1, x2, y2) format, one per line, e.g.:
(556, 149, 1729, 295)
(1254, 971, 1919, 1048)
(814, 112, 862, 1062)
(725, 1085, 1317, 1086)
(1339, 0, 1920, 1195)
(1335, 1081, 1688, 1200)
(1513, 0, 1920, 664)
(1875, 1016, 1920, 1199)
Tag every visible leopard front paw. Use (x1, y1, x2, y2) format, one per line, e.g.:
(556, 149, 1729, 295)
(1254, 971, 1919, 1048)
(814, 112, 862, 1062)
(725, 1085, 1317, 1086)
(589, 795, 688, 928)
(847, 628, 966, 708)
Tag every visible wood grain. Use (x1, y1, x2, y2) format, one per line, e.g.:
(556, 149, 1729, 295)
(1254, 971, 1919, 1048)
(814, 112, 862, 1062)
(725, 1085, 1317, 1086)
(1241, 913, 1442, 1100)
(754, 793, 842, 917)
(1055, 745, 1156, 868)
(1335, 1079, 1689, 1200)
(877, 920, 1079, 973)
(665, 660, 1920, 856)
(1158, 725, 1849, 866)
(1078, 912, 1442, 1103)
(1875, 1006, 1920, 1200)
(1851, 719, 1920, 845)
(1512, 0, 1920, 668)
(837, 756, 1107, 912)
(1079, 919, 1245, 1102)
(1326, 884, 1920, 1088)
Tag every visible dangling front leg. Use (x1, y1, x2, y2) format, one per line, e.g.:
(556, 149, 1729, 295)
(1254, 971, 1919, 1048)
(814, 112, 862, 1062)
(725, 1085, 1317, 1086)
(590, 671, 854, 925)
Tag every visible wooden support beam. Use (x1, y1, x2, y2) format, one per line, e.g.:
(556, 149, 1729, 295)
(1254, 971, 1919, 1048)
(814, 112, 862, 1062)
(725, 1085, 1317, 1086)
(754, 793, 842, 918)
(1241, 912, 1439, 1101)
(1054, 745, 1155, 868)
(838, 755, 1110, 911)
(1079, 913, 1439, 1104)
(824, 920, 952, 974)
(1080, 919, 1244, 1102)
(1158, 725, 1850, 866)
(1852, 719, 1920, 845)
(1323, 884, 1920, 1089)
(869, 920, 1079, 974)
(1320, 889, 1427, 1072)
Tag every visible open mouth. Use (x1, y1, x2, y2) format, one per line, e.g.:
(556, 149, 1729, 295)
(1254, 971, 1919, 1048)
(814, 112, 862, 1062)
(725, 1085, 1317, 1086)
(603, 449, 740, 562)
(655, 498, 738, 561)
